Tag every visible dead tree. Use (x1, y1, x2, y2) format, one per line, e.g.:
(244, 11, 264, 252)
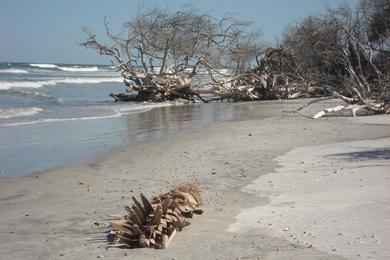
(81, 8, 264, 103)
(278, 1, 389, 118)
(81, 2, 388, 111)
(310, 2, 390, 118)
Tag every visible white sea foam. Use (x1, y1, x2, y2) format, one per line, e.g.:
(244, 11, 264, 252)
(0, 107, 43, 119)
(0, 68, 29, 74)
(30, 63, 99, 72)
(0, 77, 123, 90)
(57, 66, 99, 72)
(30, 63, 58, 68)
(115, 102, 178, 114)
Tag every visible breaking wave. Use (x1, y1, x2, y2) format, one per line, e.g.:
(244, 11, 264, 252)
(0, 89, 63, 103)
(0, 77, 123, 90)
(0, 68, 29, 74)
(30, 63, 99, 72)
(0, 107, 43, 119)
(30, 63, 58, 69)
(58, 66, 99, 72)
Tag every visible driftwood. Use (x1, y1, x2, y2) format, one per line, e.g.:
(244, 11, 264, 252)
(293, 103, 368, 119)
(108, 182, 203, 249)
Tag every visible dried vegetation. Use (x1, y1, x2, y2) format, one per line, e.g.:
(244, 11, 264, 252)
(108, 182, 202, 249)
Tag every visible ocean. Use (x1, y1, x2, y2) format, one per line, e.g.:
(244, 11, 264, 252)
(0, 62, 262, 177)
(0, 62, 150, 126)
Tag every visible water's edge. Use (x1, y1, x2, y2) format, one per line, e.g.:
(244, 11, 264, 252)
(1, 100, 291, 177)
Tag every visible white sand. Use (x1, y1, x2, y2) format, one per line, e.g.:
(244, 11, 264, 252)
(228, 136, 390, 259)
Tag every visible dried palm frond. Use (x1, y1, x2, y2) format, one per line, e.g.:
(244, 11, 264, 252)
(109, 182, 202, 249)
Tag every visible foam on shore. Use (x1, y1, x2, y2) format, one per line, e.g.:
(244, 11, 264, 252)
(0, 107, 43, 119)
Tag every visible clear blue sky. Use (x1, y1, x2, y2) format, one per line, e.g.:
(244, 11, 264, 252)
(0, 0, 358, 65)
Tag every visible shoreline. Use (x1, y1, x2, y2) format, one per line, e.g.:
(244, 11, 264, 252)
(0, 99, 277, 177)
(1, 100, 390, 259)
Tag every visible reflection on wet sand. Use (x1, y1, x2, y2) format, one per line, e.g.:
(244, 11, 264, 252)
(0, 101, 278, 176)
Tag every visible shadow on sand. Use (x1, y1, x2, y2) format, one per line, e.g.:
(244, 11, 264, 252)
(329, 148, 390, 161)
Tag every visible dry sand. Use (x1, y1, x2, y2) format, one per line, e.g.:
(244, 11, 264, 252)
(228, 137, 390, 259)
(0, 99, 389, 260)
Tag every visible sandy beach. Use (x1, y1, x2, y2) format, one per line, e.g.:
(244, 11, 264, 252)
(1, 99, 389, 260)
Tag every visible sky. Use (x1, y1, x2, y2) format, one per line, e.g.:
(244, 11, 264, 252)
(0, 0, 359, 65)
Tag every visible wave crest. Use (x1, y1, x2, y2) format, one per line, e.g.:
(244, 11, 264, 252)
(30, 63, 58, 69)
(58, 66, 98, 72)
(0, 68, 29, 74)
(30, 63, 99, 72)
(0, 77, 123, 90)
(0, 89, 63, 103)
(0, 107, 43, 119)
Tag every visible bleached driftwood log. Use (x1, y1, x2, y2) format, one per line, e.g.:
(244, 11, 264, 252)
(108, 182, 203, 249)
(312, 104, 367, 119)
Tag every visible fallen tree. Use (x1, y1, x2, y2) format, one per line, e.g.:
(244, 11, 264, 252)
(82, 1, 389, 117)
(82, 7, 267, 103)
(278, 0, 390, 118)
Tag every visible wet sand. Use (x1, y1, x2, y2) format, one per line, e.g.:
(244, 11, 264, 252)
(0, 99, 389, 259)
(0, 101, 274, 177)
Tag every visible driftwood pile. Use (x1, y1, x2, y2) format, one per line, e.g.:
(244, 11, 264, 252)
(109, 182, 203, 249)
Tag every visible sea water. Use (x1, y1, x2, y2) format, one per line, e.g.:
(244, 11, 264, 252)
(0, 62, 140, 126)
(0, 62, 265, 176)
(0, 62, 184, 176)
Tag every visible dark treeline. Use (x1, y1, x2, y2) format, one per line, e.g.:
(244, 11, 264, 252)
(82, 0, 389, 117)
